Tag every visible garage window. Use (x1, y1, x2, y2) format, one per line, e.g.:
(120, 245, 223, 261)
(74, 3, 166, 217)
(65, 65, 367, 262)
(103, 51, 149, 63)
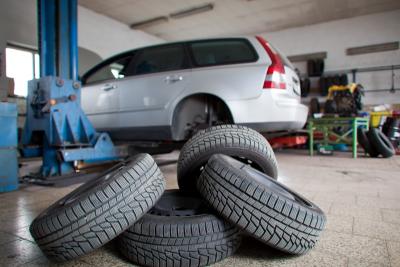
(131, 45, 186, 75)
(6, 46, 40, 97)
(189, 39, 258, 67)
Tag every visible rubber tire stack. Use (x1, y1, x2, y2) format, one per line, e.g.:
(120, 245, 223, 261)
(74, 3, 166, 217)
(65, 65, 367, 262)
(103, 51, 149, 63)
(118, 190, 241, 267)
(30, 124, 326, 266)
(197, 154, 326, 254)
(358, 129, 379, 157)
(358, 128, 395, 158)
(177, 124, 278, 193)
(30, 153, 166, 261)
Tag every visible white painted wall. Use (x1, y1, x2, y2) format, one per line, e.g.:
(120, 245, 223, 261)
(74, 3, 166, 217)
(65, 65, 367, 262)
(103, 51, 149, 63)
(78, 6, 164, 59)
(0, 0, 164, 97)
(260, 10, 400, 106)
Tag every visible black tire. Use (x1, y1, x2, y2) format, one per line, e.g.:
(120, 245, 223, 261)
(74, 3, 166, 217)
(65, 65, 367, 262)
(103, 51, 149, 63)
(198, 154, 326, 255)
(368, 128, 395, 158)
(177, 124, 278, 193)
(301, 78, 310, 97)
(315, 59, 325, 76)
(308, 59, 324, 77)
(357, 129, 378, 157)
(30, 154, 166, 261)
(319, 76, 331, 96)
(332, 75, 341, 85)
(117, 190, 242, 267)
(340, 74, 348, 85)
(310, 98, 320, 115)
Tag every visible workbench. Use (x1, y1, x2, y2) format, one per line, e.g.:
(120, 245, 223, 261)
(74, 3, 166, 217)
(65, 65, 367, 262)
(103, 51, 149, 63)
(308, 117, 369, 158)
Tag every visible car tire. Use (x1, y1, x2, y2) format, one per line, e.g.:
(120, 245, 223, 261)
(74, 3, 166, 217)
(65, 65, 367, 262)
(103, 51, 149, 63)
(198, 154, 326, 255)
(310, 98, 320, 115)
(29, 154, 166, 261)
(301, 78, 310, 97)
(177, 124, 278, 193)
(117, 189, 242, 267)
(357, 129, 379, 157)
(340, 74, 348, 85)
(367, 128, 395, 158)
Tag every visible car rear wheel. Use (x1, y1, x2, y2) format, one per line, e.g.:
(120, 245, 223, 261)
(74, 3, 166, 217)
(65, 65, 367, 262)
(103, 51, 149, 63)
(172, 95, 233, 141)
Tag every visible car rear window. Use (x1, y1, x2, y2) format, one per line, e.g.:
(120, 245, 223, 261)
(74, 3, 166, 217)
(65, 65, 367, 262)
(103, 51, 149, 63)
(131, 45, 186, 75)
(189, 39, 258, 67)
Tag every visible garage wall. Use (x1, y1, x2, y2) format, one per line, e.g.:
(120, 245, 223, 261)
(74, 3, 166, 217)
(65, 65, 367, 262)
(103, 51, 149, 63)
(260, 10, 400, 106)
(78, 6, 164, 59)
(0, 0, 164, 98)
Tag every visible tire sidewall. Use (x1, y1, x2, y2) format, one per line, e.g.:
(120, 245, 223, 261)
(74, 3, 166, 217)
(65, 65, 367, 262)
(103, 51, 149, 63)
(179, 146, 278, 191)
(33, 156, 140, 222)
(368, 128, 395, 158)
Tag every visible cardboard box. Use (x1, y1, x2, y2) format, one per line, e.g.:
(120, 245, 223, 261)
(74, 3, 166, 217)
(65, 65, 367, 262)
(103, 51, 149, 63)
(7, 77, 15, 97)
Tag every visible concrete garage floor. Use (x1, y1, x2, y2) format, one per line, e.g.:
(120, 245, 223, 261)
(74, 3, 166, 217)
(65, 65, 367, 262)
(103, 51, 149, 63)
(1, 150, 400, 267)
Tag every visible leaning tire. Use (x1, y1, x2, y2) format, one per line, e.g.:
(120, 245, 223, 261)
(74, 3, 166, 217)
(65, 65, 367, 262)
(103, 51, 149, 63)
(357, 129, 379, 157)
(118, 190, 241, 267)
(310, 98, 320, 115)
(198, 154, 326, 255)
(177, 124, 278, 192)
(30, 154, 166, 261)
(368, 128, 395, 158)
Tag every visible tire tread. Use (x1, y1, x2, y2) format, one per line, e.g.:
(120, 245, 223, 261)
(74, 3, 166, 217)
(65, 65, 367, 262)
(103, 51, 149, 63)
(118, 213, 241, 267)
(30, 154, 166, 261)
(198, 156, 326, 254)
(178, 125, 278, 191)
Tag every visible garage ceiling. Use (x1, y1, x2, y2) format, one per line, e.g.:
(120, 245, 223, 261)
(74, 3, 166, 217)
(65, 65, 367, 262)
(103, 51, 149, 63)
(79, 0, 400, 40)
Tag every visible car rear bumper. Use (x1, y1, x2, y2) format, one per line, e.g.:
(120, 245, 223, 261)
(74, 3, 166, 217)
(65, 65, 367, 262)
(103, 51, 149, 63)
(227, 91, 308, 132)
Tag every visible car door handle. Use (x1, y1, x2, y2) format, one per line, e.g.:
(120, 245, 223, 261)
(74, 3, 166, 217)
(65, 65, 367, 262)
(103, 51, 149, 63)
(165, 75, 183, 83)
(101, 84, 117, 91)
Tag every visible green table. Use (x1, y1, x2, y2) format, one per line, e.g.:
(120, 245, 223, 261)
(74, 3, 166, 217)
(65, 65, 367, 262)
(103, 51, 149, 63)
(308, 117, 369, 158)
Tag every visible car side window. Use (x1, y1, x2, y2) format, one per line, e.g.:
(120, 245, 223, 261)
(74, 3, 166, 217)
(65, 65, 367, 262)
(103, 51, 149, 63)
(84, 55, 133, 84)
(130, 45, 186, 75)
(189, 39, 257, 67)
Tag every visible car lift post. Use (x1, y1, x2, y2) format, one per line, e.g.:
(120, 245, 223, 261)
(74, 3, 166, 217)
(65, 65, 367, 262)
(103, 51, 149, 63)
(21, 0, 126, 177)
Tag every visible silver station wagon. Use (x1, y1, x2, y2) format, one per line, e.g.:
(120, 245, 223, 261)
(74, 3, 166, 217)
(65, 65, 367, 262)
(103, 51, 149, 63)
(81, 36, 308, 141)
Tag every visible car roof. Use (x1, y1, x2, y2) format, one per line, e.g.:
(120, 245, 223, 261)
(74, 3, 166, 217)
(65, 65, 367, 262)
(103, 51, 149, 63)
(81, 36, 257, 81)
(102, 36, 255, 61)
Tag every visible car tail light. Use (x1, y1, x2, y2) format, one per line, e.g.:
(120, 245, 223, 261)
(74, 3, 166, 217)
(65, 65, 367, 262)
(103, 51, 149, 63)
(256, 36, 286, 90)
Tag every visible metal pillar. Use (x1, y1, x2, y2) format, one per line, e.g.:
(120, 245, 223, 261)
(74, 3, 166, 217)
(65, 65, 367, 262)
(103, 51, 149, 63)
(38, 0, 78, 80)
(22, 0, 126, 177)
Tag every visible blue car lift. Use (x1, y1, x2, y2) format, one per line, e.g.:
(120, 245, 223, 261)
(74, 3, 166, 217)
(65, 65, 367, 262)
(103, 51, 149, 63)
(22, 0, 126, 177)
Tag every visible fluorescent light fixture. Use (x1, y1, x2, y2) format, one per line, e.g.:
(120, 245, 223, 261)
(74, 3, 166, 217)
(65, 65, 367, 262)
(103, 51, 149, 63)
(170, 3, 214, 19)
(130, 16, 168, 29)
(347, 42, 399, 56)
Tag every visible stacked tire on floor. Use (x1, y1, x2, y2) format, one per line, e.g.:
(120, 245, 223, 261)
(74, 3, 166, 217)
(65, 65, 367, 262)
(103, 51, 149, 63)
(358, 128, 395, 158)
(30, 125, 326, 266)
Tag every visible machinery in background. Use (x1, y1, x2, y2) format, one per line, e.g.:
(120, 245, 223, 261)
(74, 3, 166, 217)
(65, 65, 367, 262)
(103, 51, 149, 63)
(0, 103, 18, 192)
(306, 90, 398, 158)
(21, 0, 126, 177)
(323, 83, 364, 117)
(319, 74, 348, 96)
